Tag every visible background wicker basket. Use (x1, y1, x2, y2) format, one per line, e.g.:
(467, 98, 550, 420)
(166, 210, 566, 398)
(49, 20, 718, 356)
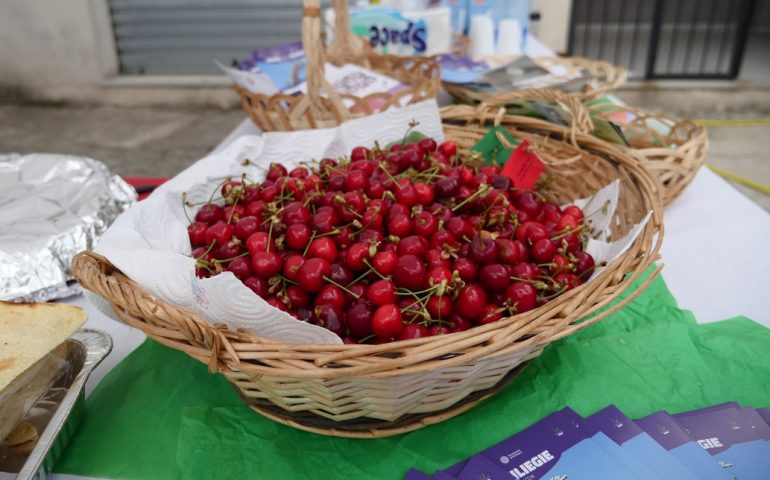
(235, 0, 441, 132)
(71, 100, 662, 438)
(588, 104, 708, 206)
(443, 55, 627, 105)
(454, 89, 706, 207)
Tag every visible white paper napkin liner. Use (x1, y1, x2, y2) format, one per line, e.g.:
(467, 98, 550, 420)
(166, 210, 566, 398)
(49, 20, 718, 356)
(568, 179, 620, 241)
(585, 211, 652, 278)
(94, 101, 442, 345)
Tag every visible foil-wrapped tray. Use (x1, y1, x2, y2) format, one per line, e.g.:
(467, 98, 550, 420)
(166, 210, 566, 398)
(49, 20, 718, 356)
(0, 154, 136, 302)
(0, 329, 112, 479)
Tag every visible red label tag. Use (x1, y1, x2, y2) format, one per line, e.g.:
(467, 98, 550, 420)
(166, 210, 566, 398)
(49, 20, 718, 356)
(500, 141, 546, 190)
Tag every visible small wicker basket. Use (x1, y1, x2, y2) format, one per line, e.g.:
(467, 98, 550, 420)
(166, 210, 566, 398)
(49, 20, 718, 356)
(587, 104, 708, 206)
(443, 56, 627, 105)
(235, 0, 441, 132)
(72, 95, 662, 437)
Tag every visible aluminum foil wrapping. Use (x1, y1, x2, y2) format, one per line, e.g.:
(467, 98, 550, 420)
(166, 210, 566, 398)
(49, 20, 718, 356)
(0, 154, 136, 302)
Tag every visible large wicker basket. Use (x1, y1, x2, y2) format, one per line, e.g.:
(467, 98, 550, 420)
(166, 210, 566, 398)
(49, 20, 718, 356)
(235, 0, 441, 132)
(587, 104, 708, 206)
(71, 103, 662, 438)
(443, 55, 627, 105)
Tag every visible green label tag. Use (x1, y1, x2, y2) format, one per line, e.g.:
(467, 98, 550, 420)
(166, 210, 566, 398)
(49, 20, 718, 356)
(590, 116, 631, 147)
(471, 126, 520, 166)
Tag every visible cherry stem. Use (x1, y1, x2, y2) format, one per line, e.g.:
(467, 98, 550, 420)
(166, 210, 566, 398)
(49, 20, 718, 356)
(362, 259, 388, 280)
(323, 276, 360, 299)
(212, 251, 249, 264)
(181, 192, 193, 224)
(302, 231, 317, 257)
(452, 184, 491, 212)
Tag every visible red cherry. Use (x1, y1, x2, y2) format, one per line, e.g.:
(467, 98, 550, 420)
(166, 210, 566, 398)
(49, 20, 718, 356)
(366, 279, 396, 306)
(307, 237, 338, 263)
(311, 208, 339, 233)
(434, 177, 459, 199)
(448, 314, 472, 332)
(251, 251, 282, 278)
(345, 242, 371, 271)
(429, 325, 451, 336)
(479, 304, 503, 325)
(328, 262, 354, 286)
(225, 257, 252, 279)
(414, 183, 435, 205)
(456, 284, 488, 321)
(413, 211, 438, 237)
(316, 284, 346, 312)
(427, 266, 452, 287)
(286, 285, 310, 309)
(469, 238, 499, 264)
(350, 146, 370, 162)
(496, 239, 521, 265)
(313, 304, 345, 336)
(245, 232, 272, 255)
(266, 163, 287, 181)
(283, 201, 311, 226)
(283, 255, 305, 283)
(511, 262, 539, 281)
(397, 235, 429, 257)
(454, 258, 477, 281)
(425, 249, 451, 270)
(505, 282, 538, 313)
(394, 181, 418, 208)
(554, 272, 582, 291)
(516, 191, 542, 217)
(388, 203, 410, 220)
(345, 301, 374, 339)
(298, 257, 331, 292)
(372, 251, 398, 276)
(426, 295, 453, 320)
(446, 217, 471, 239)
(221, 204, 244, 222)
(245, 200, 266, 219)
(285, 224, 311, 251)
(188, 222, 208, 247)
(372, 304, 403, 339)
(195, 204, 223, 224)
(556, 214, 579, 232)
(214, 241, 242, 260)
(234, 216, 259, 241)
(266, 296, 287, 311)
(357, 228, 381, 245)
(479, 264, 511, 292)
(574, 251, 596, 279)
(289, 166, 309, 178)
(430, 230, 457, 250)
(243, 277, 268, 298)
(388, 214, 413, 237)
(205, 221, 234, 246)
(393, 255, 427, 290)
(531, 238, 557, 263)
(418, 137, 438, 153)
(397, 323, 430, 340)
(563, 205, 585, 223)
(524, 223, 549, 245)
(438, 140, 457, 158)
(559, 233, 581, 254)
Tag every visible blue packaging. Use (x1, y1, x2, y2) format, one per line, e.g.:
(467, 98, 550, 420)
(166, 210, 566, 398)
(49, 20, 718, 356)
(673, 406, 770, 479)
(452, 409, 642, 479)
(581, 406, 698, 480)
(441, 0, 468, 35)
(637, 411, 733, 480)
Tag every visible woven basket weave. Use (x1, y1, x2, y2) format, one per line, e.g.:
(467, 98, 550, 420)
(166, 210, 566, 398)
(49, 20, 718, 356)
(235, 0, 441, 132)
(443, 55, 627, 105)
(588, 105, 708, 206)
(461, 89, 706, 207)
(72, 98, 662, 437)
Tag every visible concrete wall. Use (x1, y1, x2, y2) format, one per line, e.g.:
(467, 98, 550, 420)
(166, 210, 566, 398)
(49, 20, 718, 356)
(0, 0, 115, 100)
(0, 0, 237, 106)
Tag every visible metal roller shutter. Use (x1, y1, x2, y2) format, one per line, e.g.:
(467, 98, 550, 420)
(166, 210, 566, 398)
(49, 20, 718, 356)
(110, 0, 330, 74)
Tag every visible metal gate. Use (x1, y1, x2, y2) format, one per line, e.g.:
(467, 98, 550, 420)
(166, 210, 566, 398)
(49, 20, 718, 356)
(568, 0, 756, 79)
(109, 0, 329, 75)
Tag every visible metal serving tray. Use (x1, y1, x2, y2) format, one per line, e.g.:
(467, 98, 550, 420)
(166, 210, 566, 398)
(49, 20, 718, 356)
(0, 329, 112, 480)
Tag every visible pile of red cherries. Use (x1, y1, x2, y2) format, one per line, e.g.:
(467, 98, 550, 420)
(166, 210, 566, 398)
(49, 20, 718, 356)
(187, 137, 597, 343)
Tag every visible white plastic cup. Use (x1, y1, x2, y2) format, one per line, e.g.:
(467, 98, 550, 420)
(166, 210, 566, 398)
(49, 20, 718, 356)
(496, 19, 522, 56)
(469, 15, 495, 58)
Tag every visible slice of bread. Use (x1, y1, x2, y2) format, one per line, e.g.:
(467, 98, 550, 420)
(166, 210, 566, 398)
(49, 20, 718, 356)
(0, 302, 86, 394)
(0, 302, 86, 442)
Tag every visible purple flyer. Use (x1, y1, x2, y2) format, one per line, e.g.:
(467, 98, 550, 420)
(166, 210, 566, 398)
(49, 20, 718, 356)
(757, 407, 770, 427)
(636, 411, 732, 480)
(403, 468, 433, 480)
(673, 406, 770, 479)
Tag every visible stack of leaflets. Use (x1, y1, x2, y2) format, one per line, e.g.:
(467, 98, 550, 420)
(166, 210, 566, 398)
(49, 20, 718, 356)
(406, 402, 770, 479)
